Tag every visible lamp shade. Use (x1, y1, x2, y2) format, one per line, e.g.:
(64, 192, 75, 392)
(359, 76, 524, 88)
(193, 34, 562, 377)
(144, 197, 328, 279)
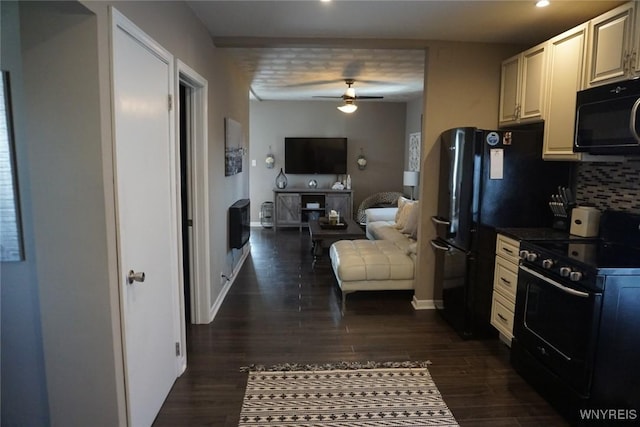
(403, 171, 419, 187)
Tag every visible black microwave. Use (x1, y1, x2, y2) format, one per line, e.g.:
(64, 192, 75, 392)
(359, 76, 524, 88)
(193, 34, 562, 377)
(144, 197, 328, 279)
(574, 78, 640, 155)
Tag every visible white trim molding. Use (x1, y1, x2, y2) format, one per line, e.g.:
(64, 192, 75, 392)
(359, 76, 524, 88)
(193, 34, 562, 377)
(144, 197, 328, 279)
(176, 60, 210, 326)
(411, 296, 437, 310)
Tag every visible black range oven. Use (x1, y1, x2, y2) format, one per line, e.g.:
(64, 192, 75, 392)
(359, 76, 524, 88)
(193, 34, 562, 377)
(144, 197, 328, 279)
(511, 211, 640, 425)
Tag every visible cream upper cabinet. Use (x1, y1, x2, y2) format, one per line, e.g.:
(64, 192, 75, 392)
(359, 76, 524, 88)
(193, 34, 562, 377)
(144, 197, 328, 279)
(499, 55, 520, 124)
(543, 23, 588, 161)
(499, 43, 546, 126)
(632, 2, 640, 74)
(585, 2, 636, 87)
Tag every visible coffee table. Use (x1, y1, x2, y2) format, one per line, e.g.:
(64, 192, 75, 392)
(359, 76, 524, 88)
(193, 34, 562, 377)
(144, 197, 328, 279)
(308, 217, 365, 267)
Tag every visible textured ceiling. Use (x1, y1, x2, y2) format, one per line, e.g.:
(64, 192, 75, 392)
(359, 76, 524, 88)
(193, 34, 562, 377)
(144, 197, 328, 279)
(227, 47, 425, 102)
(186, 0, 625, 102)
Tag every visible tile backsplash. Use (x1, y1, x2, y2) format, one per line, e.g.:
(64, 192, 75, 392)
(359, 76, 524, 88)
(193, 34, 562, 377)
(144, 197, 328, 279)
(575, 160, 640, 214)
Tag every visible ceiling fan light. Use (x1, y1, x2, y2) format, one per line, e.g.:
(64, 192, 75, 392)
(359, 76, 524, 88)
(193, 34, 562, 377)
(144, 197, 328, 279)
(337, 103, 357, 113)
(345, 87, 356, 98)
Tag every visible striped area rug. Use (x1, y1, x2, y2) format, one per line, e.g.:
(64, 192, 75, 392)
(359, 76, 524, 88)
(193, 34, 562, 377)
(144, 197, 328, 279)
(238, 361, 459, 426)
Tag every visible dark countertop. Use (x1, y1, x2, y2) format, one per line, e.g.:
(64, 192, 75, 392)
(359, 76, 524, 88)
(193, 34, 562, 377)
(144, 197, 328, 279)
(497, 227, 572, 242)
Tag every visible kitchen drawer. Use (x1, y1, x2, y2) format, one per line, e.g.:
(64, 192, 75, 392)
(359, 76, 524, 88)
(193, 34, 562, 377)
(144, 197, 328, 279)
(493, 257, 518, 303)
(496, 234, 520, 264)
(491, 291, 515, 341)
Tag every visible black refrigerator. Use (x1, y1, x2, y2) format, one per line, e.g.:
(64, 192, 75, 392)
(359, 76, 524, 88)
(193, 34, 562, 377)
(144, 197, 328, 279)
(431, 127, 572, 339)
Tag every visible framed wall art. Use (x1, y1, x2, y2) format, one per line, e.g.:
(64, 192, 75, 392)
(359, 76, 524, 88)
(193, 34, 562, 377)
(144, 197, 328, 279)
(225, 117, 244, 176)
(0, 71, 24, 261)
(408, 132, 421, 172)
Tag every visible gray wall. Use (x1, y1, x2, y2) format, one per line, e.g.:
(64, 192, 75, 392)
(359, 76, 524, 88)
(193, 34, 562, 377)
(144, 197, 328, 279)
(1, 2, 50, 425)
(1, 0, 251, 424)
(249, 100, 407, 222)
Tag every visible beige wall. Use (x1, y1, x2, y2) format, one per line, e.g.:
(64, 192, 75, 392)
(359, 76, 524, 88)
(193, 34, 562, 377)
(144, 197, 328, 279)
(414, 41, 520, 303)
(249, 100, 407, 222)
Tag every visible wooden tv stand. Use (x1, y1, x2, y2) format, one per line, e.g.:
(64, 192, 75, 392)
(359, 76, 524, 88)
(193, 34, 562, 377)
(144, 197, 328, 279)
(273, 188, 353, 230)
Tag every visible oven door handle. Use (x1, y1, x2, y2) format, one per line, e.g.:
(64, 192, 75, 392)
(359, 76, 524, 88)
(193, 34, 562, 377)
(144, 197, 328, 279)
(519, 265, 591, 298)
(631, 98, 640, 143)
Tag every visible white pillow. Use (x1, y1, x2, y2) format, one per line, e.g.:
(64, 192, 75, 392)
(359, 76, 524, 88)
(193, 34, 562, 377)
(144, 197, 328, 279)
(401, 201, 419, 238)
(394, 196, 411, 224)
(395, 199, 417, 230)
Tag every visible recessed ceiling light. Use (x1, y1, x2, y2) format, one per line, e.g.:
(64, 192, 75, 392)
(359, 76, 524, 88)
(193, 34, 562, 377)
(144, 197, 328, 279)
(536, 0, 550, 7)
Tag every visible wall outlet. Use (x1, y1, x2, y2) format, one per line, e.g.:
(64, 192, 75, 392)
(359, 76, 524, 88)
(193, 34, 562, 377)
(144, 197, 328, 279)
(220, 272, 231, 285)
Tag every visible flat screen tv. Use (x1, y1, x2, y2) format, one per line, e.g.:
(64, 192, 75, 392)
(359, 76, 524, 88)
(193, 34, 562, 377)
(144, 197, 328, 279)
(284, 137, 347, 174)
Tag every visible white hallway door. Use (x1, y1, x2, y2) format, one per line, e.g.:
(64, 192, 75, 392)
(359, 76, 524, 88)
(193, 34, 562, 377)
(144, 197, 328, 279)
(112, 10, 180, 426)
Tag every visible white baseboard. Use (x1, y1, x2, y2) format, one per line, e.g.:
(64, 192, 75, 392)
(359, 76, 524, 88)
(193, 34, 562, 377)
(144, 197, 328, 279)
(208, 245, 251, 322)
(411, 296, 436, 310)
(208, 277, 233, 323)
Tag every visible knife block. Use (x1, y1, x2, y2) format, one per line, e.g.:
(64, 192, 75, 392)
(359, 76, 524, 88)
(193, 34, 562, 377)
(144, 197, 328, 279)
(550, 200, 574, 231)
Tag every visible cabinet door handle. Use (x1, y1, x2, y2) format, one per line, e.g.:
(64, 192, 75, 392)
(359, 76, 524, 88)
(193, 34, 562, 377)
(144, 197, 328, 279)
(502, 247, 514, 255)
(500, 277, 512, 285)
(497, 313, 508, 322)
(623, 51, 629, 74)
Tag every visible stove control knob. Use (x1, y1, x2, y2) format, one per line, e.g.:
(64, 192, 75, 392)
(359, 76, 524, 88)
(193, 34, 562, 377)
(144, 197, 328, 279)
(526, 252, 538, 262)
(560, 267, 572, 277)
(569, 271, 583, 282)
(542, 259, 554, 269)
(519, 250, 529, 260)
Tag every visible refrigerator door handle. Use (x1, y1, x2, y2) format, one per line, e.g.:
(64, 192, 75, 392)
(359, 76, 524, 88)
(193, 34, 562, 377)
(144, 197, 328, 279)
(431, 216, 451, 226)
(430, 239, 450, 251)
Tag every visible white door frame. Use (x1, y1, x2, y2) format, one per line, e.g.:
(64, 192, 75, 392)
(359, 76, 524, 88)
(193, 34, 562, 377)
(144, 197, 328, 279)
(176, 61, 210, 328)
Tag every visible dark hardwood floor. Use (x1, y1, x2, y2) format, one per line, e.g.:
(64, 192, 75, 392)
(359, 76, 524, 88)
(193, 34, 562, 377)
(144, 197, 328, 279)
(154, 228, 568, 426)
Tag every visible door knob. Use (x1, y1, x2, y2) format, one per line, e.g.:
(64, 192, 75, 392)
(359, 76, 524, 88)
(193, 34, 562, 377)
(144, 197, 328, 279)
(127, 270, 146, 285)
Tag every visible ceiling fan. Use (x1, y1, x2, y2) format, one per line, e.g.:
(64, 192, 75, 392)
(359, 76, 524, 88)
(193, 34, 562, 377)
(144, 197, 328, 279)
(313, 79, 383, 113)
